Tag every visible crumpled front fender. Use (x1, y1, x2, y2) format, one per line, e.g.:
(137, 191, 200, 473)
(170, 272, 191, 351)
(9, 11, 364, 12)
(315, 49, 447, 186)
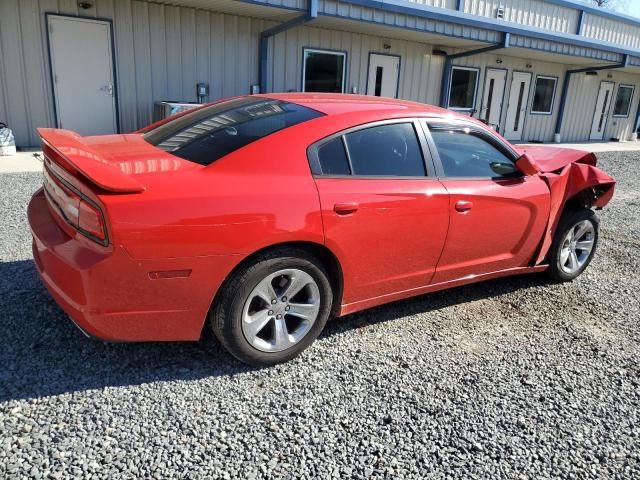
(534, 162, 615, 265)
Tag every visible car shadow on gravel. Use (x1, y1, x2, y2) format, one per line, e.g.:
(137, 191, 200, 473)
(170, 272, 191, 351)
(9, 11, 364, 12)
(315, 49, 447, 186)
(0, 259, 551, 402)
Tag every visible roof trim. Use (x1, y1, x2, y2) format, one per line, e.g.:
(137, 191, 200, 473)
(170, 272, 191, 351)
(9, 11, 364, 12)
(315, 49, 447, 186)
(339, 0, 640, 58)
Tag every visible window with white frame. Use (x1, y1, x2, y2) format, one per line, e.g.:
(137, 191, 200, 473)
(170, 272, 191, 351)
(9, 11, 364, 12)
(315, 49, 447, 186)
(302, 48, 346, 93)
(448, 66, 479, 111)
(531, 76, 557, 114)
(613, 85, 635, 117)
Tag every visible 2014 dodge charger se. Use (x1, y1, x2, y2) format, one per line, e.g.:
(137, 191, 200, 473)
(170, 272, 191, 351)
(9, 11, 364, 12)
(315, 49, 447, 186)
(28, 94, 615, 366)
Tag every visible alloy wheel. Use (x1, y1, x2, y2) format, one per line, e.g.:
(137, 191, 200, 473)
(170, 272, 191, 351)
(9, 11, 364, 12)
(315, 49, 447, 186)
(241, 269, 321, 353)
(559, 219, 595, 274)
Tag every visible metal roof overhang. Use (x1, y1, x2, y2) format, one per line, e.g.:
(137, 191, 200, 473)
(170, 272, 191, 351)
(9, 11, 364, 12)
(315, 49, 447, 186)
(152, 0, 640, 68)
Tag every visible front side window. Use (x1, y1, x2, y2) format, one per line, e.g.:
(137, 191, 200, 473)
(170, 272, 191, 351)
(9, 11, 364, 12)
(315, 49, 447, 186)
(613, 85, 634, 117)
(429, 127, 517, 178)
(344, 123, 425, 177)
(303, 49, 346, 93)
(448, 67, 479, 111)
(531, 76, 557, 114)
(143, 97, 323, 165)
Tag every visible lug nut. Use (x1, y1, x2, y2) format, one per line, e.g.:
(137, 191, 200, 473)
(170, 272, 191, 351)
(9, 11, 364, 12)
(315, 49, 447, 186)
(285, 306, 290, 311)
(276, 314, 282, 319)
(271, 299, 277, 304)
(281, 297, 287, 302)
(268, 310, 274, 316)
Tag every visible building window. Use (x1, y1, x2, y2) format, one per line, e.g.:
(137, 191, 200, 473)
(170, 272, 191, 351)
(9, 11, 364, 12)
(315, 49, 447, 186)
(302, 48, 346, 93)
(531, 76, 557, 115)
(613, 85, 635, 117)
(448, 66, 479, 111)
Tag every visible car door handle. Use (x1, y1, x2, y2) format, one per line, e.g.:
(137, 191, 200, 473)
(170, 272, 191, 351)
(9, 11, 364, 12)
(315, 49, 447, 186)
(455, 200, 473, 212)
(334, 202, 359, 215)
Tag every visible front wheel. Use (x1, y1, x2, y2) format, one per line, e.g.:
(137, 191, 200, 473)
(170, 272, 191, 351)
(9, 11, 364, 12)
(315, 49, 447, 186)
(547, 208, 599, 282)
(210, 248, 333, 366)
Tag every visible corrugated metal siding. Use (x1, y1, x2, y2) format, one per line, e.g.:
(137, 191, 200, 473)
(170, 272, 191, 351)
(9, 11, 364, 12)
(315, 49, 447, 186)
(510, 34, 622, 63)
(0, 0, 274, 146)
(463, 0, 579, 34)
(581, 13, 640, 50)
(451, 51, 566, 142)
(319, 0, 501, 43)
(560, 71, 640, 142)
(269, 24, 444, 103)
(405, 0, 456, 9)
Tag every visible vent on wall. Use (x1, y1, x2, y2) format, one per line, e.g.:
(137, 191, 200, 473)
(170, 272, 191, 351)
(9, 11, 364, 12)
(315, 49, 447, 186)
(496, 6, 505, 19)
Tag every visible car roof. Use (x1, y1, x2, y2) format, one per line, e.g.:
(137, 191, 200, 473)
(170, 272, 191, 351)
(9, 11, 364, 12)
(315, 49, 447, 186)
(259, 92, 455, 118)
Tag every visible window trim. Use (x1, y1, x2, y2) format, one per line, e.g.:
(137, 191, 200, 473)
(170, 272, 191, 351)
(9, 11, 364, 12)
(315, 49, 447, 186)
(307, 118, 437, 179)
(301, 47, 347, 94)
(530, 75, 558, 116)
(421, 119, 523, 181)
(612, 84, 635, 118)
(447, 66, 480, 112)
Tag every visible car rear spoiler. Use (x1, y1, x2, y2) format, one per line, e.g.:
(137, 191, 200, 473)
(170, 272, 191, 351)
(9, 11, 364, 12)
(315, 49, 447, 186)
(37, 128, 145, 193)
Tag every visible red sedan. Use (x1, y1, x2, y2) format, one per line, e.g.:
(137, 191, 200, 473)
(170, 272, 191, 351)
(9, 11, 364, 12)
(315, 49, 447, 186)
(28, 94, 615, 365)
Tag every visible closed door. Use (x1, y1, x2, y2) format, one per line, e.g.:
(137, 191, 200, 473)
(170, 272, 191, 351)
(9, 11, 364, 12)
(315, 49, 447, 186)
(310, 121, 449, 304)
(366, 54, 400, 98)
(504, 72, 532, 141)
(425, 123, 550, 284)
(48, 15, 117, 135)
(480, 69, 507, 130)
(590, 82, 615, 140)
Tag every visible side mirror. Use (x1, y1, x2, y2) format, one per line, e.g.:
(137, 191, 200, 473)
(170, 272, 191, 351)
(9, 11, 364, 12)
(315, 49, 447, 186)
(490, 161, 518, 176)
(514, 154, 541, 176)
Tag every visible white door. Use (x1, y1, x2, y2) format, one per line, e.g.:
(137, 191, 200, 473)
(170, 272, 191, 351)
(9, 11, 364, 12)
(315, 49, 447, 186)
(48, 15, 117, 135)
(504, 72, 532, 141)
(590, 82, 615, 140)
(367, 54, 400, 98)
(480, 68, 507, 130)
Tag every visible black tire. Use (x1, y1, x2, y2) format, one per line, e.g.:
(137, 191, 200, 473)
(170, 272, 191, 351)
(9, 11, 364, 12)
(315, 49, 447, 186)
(210, 247, 333, 366)
(546, 208, 599, 282)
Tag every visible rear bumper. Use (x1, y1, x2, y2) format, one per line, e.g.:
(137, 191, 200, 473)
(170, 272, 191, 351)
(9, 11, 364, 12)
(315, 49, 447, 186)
(28, 189, 239, 341)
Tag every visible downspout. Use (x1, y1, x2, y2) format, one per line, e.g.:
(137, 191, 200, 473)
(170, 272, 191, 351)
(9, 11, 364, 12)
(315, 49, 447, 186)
(259, 0, 318, 94)
(553, 54, 629, 143)
(439, 33, 510, 109)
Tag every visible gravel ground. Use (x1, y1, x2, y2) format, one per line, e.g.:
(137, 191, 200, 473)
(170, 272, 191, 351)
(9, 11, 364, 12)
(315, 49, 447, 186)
(1, 152, 639, 479)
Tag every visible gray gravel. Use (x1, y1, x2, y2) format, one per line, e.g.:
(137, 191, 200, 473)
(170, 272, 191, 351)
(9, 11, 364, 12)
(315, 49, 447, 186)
(1, 152, 639, 479)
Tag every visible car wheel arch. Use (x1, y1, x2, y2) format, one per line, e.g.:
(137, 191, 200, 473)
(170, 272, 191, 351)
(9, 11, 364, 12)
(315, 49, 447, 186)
(201, 241, 344, 338)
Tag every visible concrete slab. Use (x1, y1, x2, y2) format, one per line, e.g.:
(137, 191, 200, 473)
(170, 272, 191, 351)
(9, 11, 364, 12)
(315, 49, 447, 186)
(529, 142, 640, 153)
(0, 151, 43, 174)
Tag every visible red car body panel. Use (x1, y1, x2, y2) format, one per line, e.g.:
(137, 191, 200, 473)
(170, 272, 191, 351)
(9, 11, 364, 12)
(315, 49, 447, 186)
(27, 94, 616, 342)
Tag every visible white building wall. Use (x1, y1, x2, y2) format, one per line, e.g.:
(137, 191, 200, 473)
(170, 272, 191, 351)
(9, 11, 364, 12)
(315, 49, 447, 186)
(405, 0, 457, 9)
(462, 0, 579, 35)
(0, 0, 274, 146)
(0, 0, 639, 146)
(560, 70, 640, 143)
(581, 13, 640, 50)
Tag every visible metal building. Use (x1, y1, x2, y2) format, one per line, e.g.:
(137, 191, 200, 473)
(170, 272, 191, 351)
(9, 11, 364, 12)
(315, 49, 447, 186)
(2, 0, 640, 147)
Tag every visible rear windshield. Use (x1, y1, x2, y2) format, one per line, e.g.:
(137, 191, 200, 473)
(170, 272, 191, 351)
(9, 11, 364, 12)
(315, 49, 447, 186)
(143, 97, 323, 165)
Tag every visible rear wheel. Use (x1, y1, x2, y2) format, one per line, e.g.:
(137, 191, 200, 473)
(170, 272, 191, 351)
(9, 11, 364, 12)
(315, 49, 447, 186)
(547, 208, 599, 282)
(210, 248, 333, 366)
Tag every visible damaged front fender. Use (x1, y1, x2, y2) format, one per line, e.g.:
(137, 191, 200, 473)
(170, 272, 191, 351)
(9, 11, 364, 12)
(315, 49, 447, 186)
(533, 162, 615, 265)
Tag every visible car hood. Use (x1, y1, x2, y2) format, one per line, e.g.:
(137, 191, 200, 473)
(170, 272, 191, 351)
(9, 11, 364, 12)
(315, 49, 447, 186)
(515, 145, 597, 173)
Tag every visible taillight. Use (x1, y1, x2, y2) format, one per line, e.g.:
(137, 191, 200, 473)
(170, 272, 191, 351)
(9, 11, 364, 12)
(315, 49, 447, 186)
(78, 200, 107, 242)
(43, 166, 109, 245)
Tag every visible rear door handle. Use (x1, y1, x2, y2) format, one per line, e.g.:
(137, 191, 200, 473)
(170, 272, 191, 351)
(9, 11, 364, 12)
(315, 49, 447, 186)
(455, 200, 473, 212)
(334, 202, 359, 215)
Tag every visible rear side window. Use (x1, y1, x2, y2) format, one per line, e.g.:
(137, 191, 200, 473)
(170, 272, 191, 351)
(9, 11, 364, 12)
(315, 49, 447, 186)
(317, 137, 351, 175)
(143, 97, 323, 165)
(344, 123, 425, 176)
